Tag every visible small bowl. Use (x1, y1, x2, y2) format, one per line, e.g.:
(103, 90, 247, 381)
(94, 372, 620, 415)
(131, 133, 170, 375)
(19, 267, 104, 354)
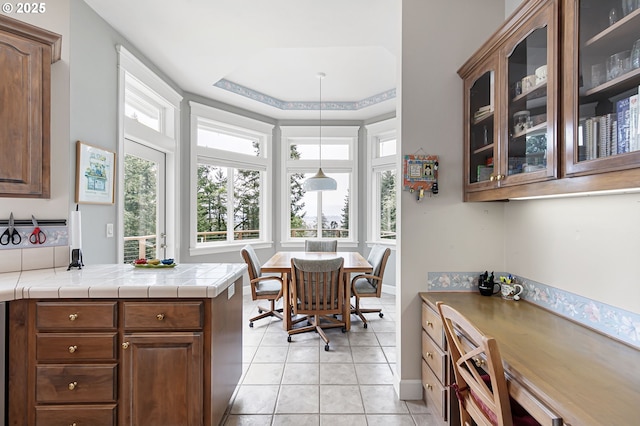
(161, 258, 175, 265)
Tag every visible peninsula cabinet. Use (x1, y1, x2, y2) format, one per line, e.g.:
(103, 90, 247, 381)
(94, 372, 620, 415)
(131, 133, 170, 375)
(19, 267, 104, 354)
(0, 15, 61, 198)
(563, 0, 640, 176)
(8, 288, 242, 425)
(460, 0, 558, 201)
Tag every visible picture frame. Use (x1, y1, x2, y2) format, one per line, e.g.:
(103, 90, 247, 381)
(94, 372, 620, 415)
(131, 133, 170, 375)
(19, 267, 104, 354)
(75, 141, 116, 204)
(403, 154, 439, 192)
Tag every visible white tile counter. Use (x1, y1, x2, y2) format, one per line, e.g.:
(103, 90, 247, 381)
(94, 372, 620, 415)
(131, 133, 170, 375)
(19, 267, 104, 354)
(0, 263, 247, 301)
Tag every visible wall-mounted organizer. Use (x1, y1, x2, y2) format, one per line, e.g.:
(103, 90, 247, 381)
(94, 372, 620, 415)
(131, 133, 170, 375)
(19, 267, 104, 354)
(0, 217, 68, 250)
(403, 154, 439, 201)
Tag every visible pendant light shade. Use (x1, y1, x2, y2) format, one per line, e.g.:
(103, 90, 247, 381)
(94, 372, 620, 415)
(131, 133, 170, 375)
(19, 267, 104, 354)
(304, 72, 337, 192)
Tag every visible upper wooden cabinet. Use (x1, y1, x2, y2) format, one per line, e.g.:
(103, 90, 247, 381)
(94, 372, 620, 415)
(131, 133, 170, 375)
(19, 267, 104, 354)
(460, 0, 640, 201)
(0, 15, 61, 198)
(459, 0, 559, 201)
(563, 0, 640, 176)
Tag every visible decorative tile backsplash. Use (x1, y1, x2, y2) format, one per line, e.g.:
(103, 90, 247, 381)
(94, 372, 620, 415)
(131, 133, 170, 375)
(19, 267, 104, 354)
(427, 272, 640, 350)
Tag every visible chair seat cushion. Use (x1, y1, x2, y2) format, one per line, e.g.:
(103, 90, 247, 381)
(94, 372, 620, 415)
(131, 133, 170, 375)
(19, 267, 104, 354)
(353, 277, 377, 294)
(255, 278, 282, 296)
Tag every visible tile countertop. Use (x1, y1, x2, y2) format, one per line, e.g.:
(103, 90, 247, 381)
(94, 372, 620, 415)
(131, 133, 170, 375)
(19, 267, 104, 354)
(0, 263, 247, 301)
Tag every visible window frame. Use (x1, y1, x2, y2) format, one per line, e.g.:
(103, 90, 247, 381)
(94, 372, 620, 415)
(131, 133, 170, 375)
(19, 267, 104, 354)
(189, 102, 274, 255)
(365, 118, 398, 246)
(280, 125, 360, 248)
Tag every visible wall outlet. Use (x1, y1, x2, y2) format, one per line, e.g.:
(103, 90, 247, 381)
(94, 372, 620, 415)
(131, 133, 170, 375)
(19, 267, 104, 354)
(106, 223, 114, 238)
(228, 283, 235, 299)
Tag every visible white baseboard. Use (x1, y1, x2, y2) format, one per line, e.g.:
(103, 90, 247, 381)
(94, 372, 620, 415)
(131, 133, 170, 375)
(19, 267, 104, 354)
(381, 283, 396, 295)
(393, 377, 423, 400)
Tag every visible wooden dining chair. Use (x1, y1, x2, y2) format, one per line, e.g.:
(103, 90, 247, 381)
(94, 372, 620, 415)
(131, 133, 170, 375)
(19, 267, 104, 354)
(287, 257, 346, 351)
(436, 302, 540, 426)
(304, 239, 337, 252)
(241, 245, 284, 328)
(350, 245, 391, 328)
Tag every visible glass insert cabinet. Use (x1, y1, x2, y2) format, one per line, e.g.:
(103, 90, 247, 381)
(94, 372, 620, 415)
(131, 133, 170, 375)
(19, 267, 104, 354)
(460, 0, 640, 201)
(461, 0, 558, 196)
(564, 0, 640, 175)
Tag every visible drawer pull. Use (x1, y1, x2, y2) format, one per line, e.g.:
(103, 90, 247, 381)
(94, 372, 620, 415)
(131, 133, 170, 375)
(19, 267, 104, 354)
(156, 313, 165, 321)
(68, 381, 78, 391)
(474, 358, 486, 367)
(70, 423, 77, 426)
(426, 351, 433, 358)
(425, 321, 432, 327)
(122, 341, 130, 349)
(426, 383, 433, 390)
(68, 345, 78, 353)
(69, 313, 78, 321)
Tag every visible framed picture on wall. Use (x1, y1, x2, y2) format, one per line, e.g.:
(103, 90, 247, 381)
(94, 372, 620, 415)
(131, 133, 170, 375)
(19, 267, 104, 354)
(75, 141, 116, 204)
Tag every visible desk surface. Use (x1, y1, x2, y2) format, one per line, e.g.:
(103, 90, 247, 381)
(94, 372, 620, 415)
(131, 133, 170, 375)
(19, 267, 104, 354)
(261, 251, 371, 273)
(421, 292, 640, 426)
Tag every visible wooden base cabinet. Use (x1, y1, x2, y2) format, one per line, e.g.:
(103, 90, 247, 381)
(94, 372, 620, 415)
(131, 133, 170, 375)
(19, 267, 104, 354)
(421, 301, 459, 426)
(8, 279, 242, 426)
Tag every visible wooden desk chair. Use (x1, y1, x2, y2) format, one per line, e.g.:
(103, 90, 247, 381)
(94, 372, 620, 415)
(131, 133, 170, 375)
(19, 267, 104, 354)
(304, 239, 337, 252)
(287, 257, 346, 351)
(437, 302, 540, 426)
(350, 245, 390, 328)
(241, 245, 284, 328)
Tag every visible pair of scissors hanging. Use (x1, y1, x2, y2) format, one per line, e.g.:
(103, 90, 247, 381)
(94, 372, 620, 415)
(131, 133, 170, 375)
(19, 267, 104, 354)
(0, 213, 21, 246)
(30, 215, 46, 244)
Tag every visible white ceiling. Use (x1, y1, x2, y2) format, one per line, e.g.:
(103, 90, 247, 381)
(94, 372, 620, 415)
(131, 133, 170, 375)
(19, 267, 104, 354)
(83, 0, 399, 120)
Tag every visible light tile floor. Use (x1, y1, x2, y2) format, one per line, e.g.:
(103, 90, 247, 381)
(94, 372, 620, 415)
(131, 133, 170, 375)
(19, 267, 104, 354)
(222, 293, 440, 425)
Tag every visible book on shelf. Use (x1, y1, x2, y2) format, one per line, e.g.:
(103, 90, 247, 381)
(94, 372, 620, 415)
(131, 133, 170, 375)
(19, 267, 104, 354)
(631, 94, 639, 152)
(616, 96, 631, 154)
(578, 118, 587, 161)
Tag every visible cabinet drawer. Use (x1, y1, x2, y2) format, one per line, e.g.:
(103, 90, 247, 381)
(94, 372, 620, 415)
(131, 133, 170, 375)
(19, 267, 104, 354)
(123, 301, 203, 330)
(35, 404, 116, 426)
(422, 330, 447, 385)
(36, 333, 117, 362)
(422, 359, 447, 421)
(36, 301, 117, 330)
(422, 302, 445, 349)
(36, 364, 117, 403)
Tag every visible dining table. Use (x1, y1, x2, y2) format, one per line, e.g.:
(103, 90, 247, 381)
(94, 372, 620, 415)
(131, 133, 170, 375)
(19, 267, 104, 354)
(261, 251, 372, 331)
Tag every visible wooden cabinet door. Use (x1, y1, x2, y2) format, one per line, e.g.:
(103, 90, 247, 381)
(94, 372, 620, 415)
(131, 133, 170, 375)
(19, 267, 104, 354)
(120, 332, 203, 426)
(0, 15, 60, 198)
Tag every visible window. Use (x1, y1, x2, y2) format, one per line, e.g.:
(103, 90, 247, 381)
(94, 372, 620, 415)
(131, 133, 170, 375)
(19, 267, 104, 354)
(190, 102, 273, 253)
(282, 126, 359, 245)
(366, 119, 397, 243)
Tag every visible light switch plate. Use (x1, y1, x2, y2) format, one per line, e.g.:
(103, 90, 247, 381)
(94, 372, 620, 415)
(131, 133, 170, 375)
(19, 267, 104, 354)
(228, 282, 235, 299)
(106, 223, 114, 238)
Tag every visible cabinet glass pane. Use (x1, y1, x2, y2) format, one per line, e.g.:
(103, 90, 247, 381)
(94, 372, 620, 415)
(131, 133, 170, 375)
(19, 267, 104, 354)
(469, 71, 495, 184)
(507, 26, 548, 176)
(578, 0, 640, 162)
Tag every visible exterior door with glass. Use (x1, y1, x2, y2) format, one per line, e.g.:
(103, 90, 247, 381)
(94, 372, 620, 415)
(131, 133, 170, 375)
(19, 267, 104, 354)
(123, 140, 166, 263)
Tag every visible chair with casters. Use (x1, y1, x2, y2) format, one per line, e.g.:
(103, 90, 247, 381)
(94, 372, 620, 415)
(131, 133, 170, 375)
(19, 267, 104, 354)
(436, 302, 540, 426)
(304, 239, 338, 252)
(241, 245, 284, 328)
(350, 245, 391, 328)
(287, 257, 346, 351)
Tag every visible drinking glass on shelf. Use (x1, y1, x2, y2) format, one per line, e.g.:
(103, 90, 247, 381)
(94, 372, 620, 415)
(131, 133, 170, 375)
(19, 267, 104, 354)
(609, 8, 619, 25)
(591, 63, 606, 87)
(632, 39, 640, 69)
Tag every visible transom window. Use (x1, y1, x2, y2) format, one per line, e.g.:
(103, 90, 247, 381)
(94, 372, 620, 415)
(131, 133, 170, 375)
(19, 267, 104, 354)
(367, 119, 397, 243)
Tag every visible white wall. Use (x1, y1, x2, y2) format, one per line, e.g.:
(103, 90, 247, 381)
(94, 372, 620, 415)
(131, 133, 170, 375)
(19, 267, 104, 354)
(397, 0, 505, 398)
(505, 0, 524, 17)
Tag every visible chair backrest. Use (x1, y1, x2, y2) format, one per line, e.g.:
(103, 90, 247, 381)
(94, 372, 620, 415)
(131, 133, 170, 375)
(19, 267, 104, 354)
(240, 245, 261, 280)
(305, 239, 338, 252)
(366, 245, 391, 287)
(290, 257, 344, 315)
(437, 302, 514, 426)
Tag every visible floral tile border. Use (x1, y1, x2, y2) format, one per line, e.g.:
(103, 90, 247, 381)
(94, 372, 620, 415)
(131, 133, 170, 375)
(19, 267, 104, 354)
(427, 272, 640, 350)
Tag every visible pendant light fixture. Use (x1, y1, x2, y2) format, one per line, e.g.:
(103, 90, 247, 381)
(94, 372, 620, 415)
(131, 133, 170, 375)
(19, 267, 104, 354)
(304, 72, 337, 191)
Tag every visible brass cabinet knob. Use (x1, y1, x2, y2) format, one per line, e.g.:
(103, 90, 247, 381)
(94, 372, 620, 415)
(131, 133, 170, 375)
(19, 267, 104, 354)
(122, 341, 130, 349)
(496, 174, 503, 181)
(69, 313, 78, 321)
(474, 358, 486, 367)
(490, 175, 495, 181)
(425, 321, 432, 327)
(70, 423, 77, 426)
(426, 352, 433, 358)
(426, 383, 433, 390)
(68, 381, 77, 390)
(68, 345, 78, 353)
(156, 313, 165, 321)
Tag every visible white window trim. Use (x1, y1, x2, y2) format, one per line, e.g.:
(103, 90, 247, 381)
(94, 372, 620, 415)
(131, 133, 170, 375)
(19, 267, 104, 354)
(116, 45, 182, 263)
(280, 125, 359, 248)
(365, 118, 397, 246)
(189, 101, 274, 255)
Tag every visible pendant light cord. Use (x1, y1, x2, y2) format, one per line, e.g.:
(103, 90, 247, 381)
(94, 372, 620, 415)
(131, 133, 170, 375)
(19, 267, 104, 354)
(319, 73, 323, 168)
